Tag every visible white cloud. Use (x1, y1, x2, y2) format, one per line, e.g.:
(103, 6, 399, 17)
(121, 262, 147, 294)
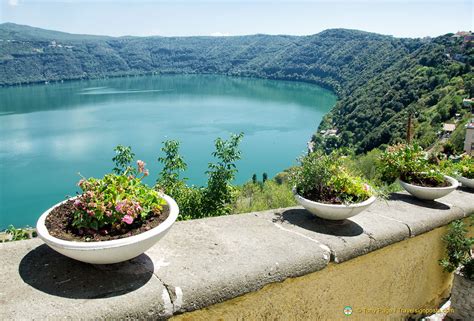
(8, 0, 19, 6)
(210, 32, 231, 37)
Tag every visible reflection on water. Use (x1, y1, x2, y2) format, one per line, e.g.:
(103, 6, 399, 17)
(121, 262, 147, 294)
(0, 74, 336, 228)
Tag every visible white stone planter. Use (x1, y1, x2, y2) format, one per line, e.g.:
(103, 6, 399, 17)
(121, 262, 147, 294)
(399, 175, 458, 201)
(293, 189, 376, 220)
(458, 176, 474, 189)
(448, 269, 474, 320)
(36, 194, 179, 264)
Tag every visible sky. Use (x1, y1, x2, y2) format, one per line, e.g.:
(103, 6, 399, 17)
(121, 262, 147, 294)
(0, 0, 472, 38)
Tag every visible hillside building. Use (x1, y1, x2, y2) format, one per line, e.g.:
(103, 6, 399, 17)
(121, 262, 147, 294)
(465, 120, 474, 156)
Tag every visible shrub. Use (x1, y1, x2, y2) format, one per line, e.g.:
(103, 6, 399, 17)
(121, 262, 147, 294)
(112, 145, 136, 175)
(439, 218, 474, 280)
(156, 140, 188, 196)
(291, 151, 372, 204)
(156, 133, 244, 219)
(202, 133, 244, 217)
(440, 155, 474, 179)
(378, 143, 445, 185)
(233, 180, 296, 213)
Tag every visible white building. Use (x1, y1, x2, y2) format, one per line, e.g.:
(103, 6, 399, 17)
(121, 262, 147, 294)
(464, 120, 474, 156)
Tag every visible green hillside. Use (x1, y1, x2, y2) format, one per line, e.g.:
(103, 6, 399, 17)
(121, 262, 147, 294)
(314, 34, 473, 153)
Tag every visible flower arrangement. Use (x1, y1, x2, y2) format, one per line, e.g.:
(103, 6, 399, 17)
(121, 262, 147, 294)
(291, 151, 373, 204)
(379, 143, 447, 187)
(71, 160, 166, 236)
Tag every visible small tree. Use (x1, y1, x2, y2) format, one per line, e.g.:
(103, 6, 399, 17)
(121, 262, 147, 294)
(112, 145, 136, 175)
(262, 172, 268, 184)
(156, 140, 187, 195)
(252, 174, 257, 184)
(203, 133, 244, 216)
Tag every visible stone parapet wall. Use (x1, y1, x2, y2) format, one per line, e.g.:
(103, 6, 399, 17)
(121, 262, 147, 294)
(0, 189, 473, 320)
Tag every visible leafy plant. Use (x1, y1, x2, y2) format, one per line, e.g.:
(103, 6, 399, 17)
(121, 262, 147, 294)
(112, 145, 136, 175)
(156, 133, 244, 220)
(452, 155, 474, 179)
(456, 156, 474, 179)
(439, 218, 474, 280)
(233, 179, 296, 213)
(156, 140, 188, 195)
(291, 151, 373, 204)
(378, 143, 445, 186)
(73, 160, 165, 233)
(3, 225, 31, 242)
(443, 155, 474, 179)
(203, 133, 244, 216)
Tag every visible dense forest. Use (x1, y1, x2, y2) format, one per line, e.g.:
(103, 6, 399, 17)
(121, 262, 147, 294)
(1, 23, 472, 153)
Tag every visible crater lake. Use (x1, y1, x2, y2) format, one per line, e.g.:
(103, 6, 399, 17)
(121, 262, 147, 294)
(0, 74, 336, 228)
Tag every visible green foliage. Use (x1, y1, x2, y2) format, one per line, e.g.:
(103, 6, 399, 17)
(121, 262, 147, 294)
(343, 149, 400, 196)
(233, 180, 296, 214)
(156, 133, 244, 220)
(156, 140, 188, 195)
(440, 155, 474, 179)
(439, 218, 474, 280)
(378, 143, 445, 185)
(3, 225, 31, 242)
(73, 161, 165, 231)
(291, 151, 373, 204)
(203, 133, 244, 216)
(112, 145, 136, 175)
(315, 34, 473, 154)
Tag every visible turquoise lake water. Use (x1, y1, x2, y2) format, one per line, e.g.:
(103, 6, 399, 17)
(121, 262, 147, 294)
(0, 74, 336, 229)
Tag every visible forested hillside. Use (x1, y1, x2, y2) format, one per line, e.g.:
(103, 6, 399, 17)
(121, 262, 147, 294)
(314, 34, 473, 153)
(0, 23, 416, 95)
(1, 23, 472, 154)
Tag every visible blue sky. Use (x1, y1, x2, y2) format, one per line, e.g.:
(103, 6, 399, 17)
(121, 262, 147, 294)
(0, 0, 472, 38)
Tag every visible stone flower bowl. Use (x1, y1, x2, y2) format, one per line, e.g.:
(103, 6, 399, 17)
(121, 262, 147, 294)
(293, 188, 376, 220)
(458, 176, 474, 189)
(399, 175, 458, 201)
(36, 194, 179, 264)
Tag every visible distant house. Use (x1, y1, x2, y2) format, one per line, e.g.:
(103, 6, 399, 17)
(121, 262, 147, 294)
(443, 123, 456, 132)
(463, 98, 474, 108)
(324, 129, 338, 137)
(452, 31, 471, 38)
(464, 120, 474, 156)
(442, 123, 456, 138)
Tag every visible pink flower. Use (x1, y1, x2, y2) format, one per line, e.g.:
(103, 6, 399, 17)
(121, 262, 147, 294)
(122, 215, 133, 225)
(73, 199, 82, 208)
(137, 160, 146, 173)
(115, 201, 126, 213)
(363, 184, 370, 192)
(143, 169, 149, 177)
(77, 179, 85, 187)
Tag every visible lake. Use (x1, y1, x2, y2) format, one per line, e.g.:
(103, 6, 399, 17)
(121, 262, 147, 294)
(0, 74, 336, 229)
